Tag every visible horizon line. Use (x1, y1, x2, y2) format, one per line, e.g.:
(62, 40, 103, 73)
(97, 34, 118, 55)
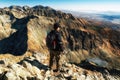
(1, 5, 120, 13)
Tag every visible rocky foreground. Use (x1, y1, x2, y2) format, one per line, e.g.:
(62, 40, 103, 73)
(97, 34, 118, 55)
(0, 52, 120, 80)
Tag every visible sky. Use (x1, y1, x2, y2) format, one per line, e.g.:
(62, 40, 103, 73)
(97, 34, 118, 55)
(0, 0, 120, 12)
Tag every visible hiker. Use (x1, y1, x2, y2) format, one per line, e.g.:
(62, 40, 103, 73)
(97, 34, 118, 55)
(46, 22, 64, 71)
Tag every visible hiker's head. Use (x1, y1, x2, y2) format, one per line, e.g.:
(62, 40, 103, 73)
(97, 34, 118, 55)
(54, 23, 61, 31)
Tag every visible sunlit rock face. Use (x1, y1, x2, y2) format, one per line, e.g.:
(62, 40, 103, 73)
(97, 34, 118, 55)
(0, 5, 120, 80)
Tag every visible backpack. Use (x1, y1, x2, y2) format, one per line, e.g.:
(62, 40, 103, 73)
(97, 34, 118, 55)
(46, 31, 57, 50)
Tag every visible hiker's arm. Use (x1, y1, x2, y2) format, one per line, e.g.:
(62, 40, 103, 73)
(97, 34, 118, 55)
(57, 33, 64, 51)
(57, 33, 63, 44)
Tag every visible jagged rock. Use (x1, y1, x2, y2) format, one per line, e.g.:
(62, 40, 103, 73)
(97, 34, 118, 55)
(77, 75, 86, 80)
(5, 64, 32, 80)
(23, 6, 30, 11)
(0, 65, 8, 74)
(0, 60, 5, 64)
(22, 61, 44, 80)
(32, 52, 48, 64)
(0, 53, 119, 80)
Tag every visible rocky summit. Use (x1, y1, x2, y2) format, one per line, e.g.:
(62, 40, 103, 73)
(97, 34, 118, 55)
(0, 5, 120, 80)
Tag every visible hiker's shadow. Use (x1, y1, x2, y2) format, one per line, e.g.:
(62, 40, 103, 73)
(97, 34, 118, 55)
(0, 15, 37, 55)
(18, 59, 48, 70)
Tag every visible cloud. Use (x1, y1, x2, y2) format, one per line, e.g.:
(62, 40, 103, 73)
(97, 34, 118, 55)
(53, 3, 120, 12)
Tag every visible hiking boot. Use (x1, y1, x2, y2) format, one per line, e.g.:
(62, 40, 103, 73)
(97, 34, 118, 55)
(53, 69, 59, 72)
(59, 69, 65, 73)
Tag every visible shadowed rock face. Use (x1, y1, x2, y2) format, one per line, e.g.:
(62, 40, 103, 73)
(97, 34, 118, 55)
(0, 5, 120, 79)
(0, 27, 28, 55)
(0, 14, 38, 55)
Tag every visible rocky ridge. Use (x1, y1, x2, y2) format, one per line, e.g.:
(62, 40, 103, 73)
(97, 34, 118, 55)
(0, 52, 120, 80)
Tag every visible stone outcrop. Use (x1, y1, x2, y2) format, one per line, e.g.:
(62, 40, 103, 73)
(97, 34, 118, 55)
(0, 52, 119, 80)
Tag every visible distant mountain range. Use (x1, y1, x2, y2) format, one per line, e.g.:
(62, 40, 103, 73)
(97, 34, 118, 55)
(100, 14, 120, 24)
(62, 10, 120, 31)
(62, 10, 120, 24)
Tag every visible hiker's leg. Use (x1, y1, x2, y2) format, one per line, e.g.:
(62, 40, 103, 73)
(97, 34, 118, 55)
(49, 50, 54, 69)
(56, 51, 60, 70)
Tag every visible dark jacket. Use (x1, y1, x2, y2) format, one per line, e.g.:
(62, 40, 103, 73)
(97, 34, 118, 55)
(51, 30, 63, 51)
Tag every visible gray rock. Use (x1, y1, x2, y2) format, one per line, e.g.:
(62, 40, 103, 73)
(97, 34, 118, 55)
(86, 57, 108, 67)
